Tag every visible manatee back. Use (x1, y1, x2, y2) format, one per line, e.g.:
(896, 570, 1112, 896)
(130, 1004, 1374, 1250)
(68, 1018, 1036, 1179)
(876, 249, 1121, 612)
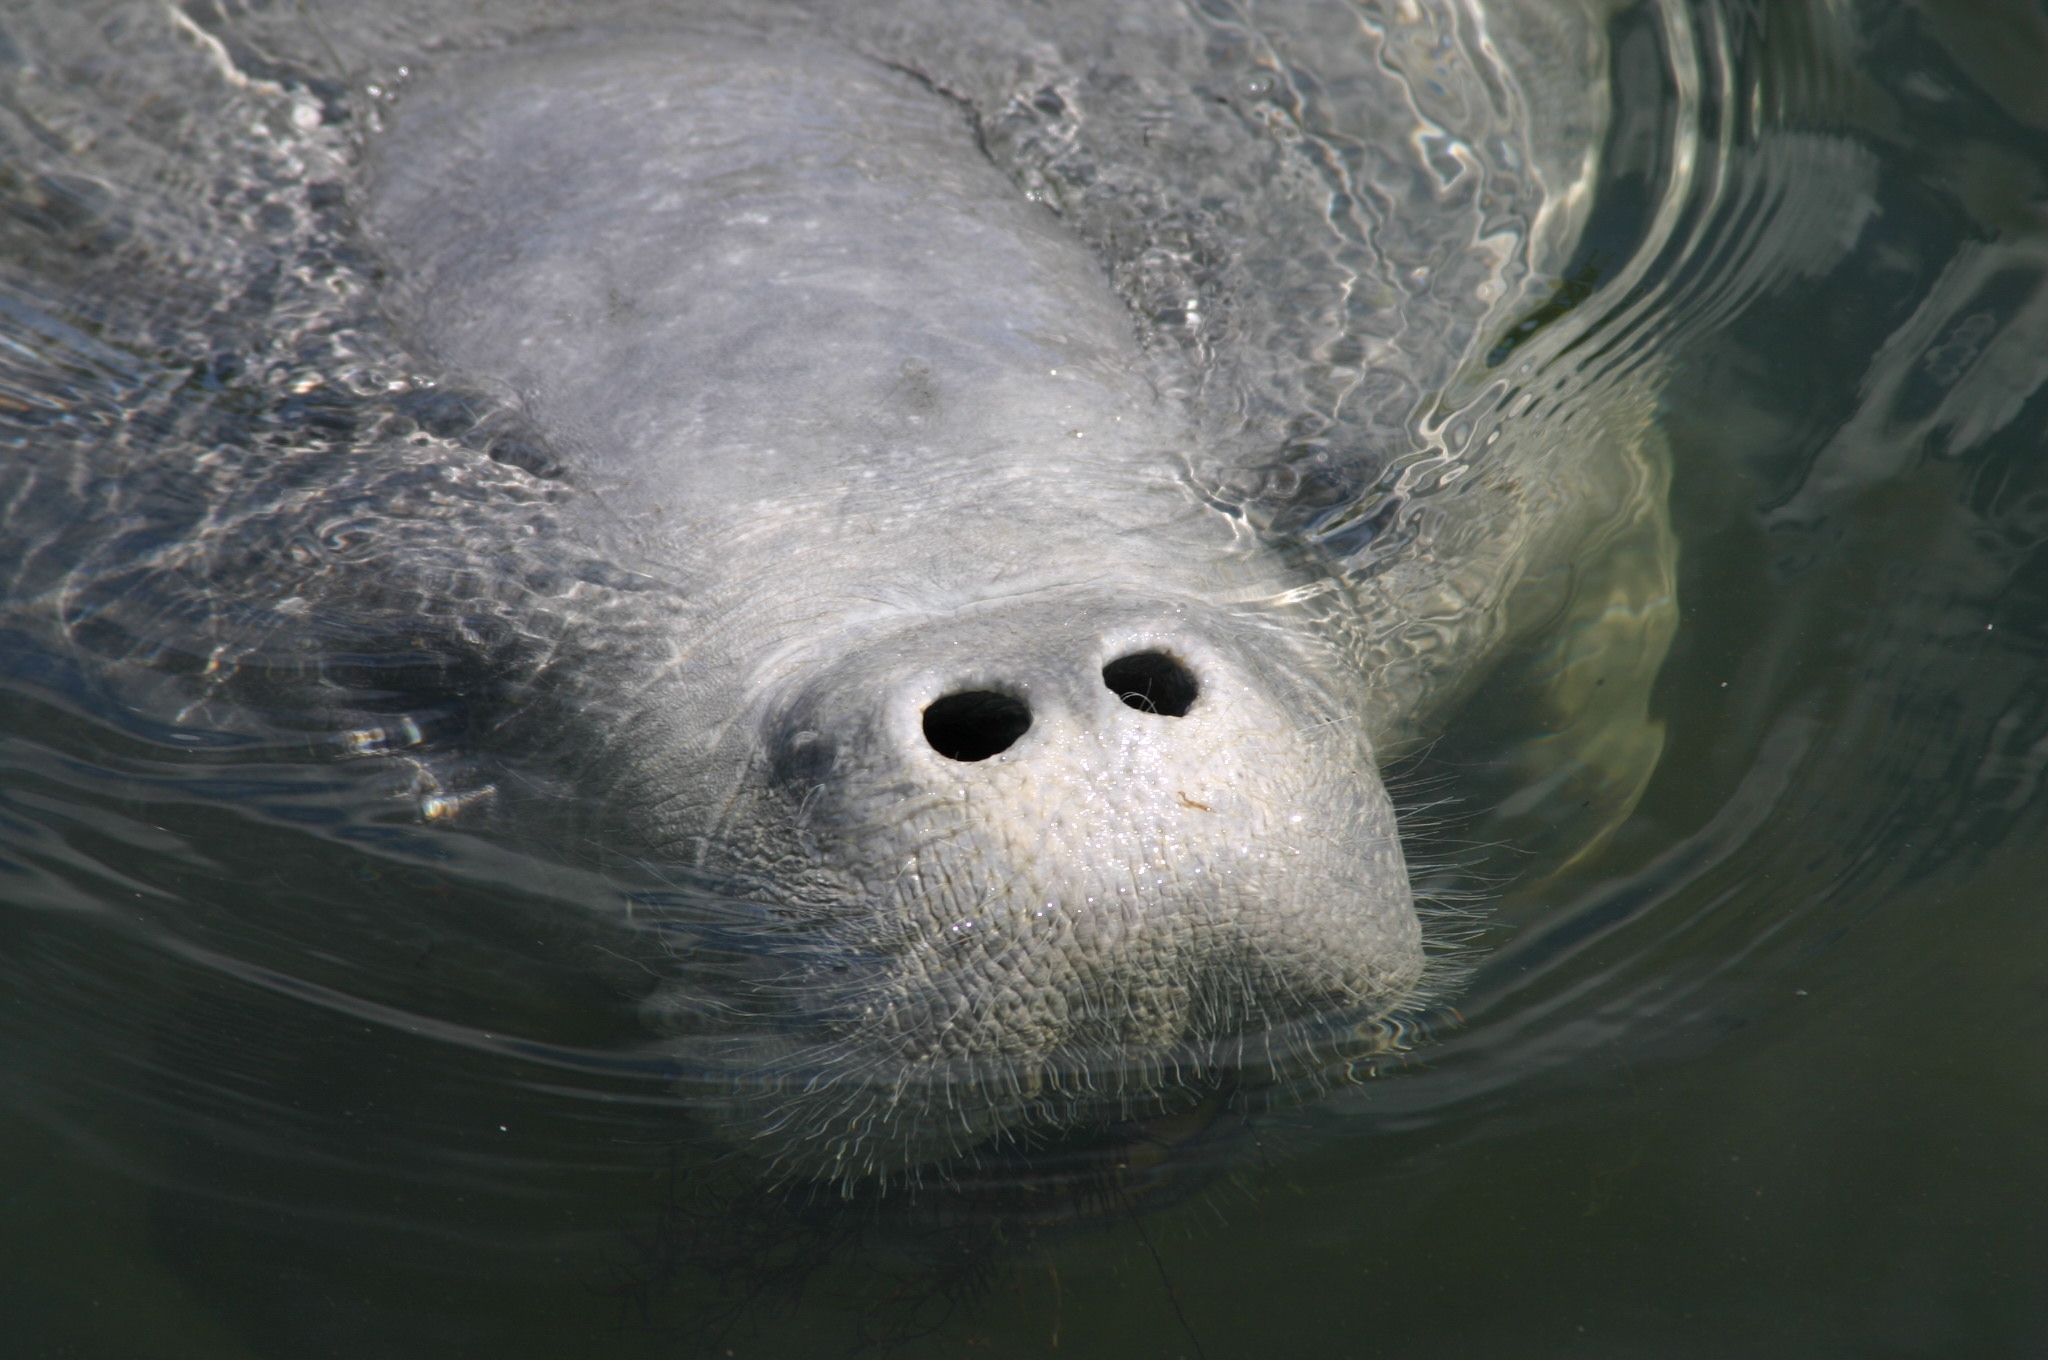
(365, 38, 1167, 520)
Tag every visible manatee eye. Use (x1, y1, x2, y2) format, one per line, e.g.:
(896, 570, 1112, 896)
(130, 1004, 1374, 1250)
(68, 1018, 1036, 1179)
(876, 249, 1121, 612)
(923, 691, 1031, 762)
(1102, 651, 1197, 717)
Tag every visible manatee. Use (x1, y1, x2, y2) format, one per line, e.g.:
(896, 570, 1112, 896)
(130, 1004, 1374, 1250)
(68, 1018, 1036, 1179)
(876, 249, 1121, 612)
(0, 0, 1673, 1181)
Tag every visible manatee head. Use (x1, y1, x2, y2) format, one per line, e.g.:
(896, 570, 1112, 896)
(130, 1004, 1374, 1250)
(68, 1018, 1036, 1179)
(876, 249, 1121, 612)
(358, 32, 1428, 1179)
(628, 591, 1420, 1176)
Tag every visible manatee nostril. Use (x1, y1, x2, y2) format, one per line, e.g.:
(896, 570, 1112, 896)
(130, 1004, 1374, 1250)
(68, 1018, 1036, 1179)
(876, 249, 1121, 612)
(922, 690, 1032, 761)
(1102, 650, 1198, 717)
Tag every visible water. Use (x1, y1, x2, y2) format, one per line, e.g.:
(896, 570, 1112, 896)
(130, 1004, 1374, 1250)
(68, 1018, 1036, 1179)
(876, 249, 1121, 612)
(5, 0, 2048, 1355)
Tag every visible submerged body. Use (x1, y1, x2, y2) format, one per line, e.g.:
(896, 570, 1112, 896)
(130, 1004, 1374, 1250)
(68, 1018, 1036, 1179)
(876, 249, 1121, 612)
(0, 0, 1670, 1179)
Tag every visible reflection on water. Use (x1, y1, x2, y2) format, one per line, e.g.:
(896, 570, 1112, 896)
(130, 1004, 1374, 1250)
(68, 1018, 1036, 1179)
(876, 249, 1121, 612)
(5, 0, 2048, 1355)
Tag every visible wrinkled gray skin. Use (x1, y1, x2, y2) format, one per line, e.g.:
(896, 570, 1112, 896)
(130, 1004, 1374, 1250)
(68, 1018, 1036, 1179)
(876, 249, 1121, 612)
(364, 37, 1417, 1174)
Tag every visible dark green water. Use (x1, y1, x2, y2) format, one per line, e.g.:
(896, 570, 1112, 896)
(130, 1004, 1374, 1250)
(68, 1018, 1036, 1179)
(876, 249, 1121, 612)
(5, 0, 2048, 1356)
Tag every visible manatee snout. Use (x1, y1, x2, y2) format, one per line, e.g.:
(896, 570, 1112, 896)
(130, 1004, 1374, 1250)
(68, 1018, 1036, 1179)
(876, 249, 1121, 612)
(656, 596, 1422, 1173)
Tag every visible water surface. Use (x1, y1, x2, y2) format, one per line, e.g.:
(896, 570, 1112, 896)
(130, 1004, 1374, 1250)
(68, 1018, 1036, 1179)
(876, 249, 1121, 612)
(5, 0, 2048, 1356)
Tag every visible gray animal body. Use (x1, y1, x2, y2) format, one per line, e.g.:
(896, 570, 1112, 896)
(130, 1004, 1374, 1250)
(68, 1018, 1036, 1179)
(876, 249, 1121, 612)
(0, 0, 1666, 1178)
(365, 34, 1424, 1172)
